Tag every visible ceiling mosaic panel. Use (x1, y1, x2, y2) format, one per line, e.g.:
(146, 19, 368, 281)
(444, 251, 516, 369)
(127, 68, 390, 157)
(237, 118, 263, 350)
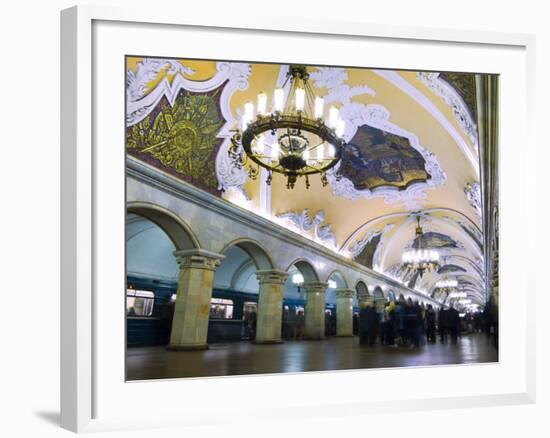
(353, 232, 382, 269)
(413, 231, 461, 249)
(336, 124, 431, 191)
(126, 87, 226, 195)
(437, 264, 467, 274)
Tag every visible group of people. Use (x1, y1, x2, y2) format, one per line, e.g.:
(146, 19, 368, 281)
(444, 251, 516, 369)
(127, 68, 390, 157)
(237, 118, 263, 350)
(358, 297, 463, 348)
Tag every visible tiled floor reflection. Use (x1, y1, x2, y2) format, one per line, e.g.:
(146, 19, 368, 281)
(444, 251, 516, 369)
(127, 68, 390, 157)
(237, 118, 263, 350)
(126, 334, 498, 381)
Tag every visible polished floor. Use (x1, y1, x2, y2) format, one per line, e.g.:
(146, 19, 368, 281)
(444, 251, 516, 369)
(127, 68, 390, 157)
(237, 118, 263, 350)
(126, 334, 498, 381)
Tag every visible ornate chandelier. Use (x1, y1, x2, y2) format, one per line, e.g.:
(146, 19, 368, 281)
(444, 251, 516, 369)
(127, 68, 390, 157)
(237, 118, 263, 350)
(436, 278, 458, 290)
(402, 216, 440, 277)
(229, 65, 346, 189)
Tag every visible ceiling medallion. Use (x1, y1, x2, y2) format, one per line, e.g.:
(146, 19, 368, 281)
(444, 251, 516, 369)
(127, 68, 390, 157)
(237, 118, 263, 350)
(402, 215, 440, 278)
(229, 65, 346, 189)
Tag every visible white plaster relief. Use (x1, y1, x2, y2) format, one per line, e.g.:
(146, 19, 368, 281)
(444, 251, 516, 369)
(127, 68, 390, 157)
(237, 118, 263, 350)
(276, 209, 337, 248)
(309, 67, 376, 104)
(464, 182, 482, 221)
(416, 72, 478, 149)
(126, 58, 252, 198)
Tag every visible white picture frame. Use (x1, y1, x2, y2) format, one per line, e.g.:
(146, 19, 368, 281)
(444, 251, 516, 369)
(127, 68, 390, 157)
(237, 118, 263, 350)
(60, 5, 536, 433)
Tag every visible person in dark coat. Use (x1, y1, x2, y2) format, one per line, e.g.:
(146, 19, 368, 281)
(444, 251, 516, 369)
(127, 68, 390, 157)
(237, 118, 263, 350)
(360, 303, 378, 346)
(438, 308, 448, 344)
(425, 304, 436, 343)
(395, 298, 406, 345)
(359, 305, 369, 345)
(447, 304, 460, 344)
(405, 298, 418, 348)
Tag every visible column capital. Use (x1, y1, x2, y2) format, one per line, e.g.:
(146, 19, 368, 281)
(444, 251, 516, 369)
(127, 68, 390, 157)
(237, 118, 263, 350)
(256, 269, 289, 285)
(357, 291, 373, 303)
(173, 249, 225, 271)
(303, 281, 328, 294)
(335, 288, 355, 299)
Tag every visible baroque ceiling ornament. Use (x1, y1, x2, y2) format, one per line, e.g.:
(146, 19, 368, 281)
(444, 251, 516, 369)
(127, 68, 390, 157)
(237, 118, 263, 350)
(464, 182, 482, 221)
(126, 58, 253, 198)
(416, 72, 478, 150)
(326, 104, 447, 209)
(309, 67, 376, 104)
(276, 209, 337, 248)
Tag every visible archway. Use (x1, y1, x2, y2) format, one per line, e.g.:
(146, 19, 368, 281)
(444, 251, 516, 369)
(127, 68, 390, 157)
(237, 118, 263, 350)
(125, 205, 199, 348)
(214, 239, 284, 344)
(283, 259, 320, 340)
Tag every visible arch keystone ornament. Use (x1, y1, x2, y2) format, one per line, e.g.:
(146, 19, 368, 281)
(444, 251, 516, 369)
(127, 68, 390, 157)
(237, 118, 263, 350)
(254, 269, 289, 344)
(168, 249, 225, 351)
(335, 288, 355, 337)
(303, 281, 328, 340)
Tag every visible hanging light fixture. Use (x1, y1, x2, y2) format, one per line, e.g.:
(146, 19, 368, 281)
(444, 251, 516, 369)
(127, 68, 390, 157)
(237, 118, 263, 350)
(402, 215, 440, 278)
(229, 65, 346, 189)
(436, 278, 458, 290)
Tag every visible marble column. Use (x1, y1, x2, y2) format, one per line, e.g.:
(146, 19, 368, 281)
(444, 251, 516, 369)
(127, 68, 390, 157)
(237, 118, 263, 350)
(303, 281, 328, 340)
(357, 291, 373, 309)
(255, 270, 289, 344)
(335, 288, 355, 337)
(168, 249, 225, 351)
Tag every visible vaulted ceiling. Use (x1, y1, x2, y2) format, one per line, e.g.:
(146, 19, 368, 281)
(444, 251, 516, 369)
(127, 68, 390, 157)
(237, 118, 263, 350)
(126, 57, 485, 307)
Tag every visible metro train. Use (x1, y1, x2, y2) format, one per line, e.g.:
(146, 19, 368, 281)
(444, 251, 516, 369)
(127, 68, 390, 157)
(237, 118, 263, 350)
(126, 275, 356, 347)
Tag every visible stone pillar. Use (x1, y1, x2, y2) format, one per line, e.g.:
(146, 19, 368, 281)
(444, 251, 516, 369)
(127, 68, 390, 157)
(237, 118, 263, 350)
(357, 291, 373, 309)
(303, 281, 328, 340)
(168, 249, 225, 351)
(255, 270, 289, 344)
(335, 288, 355, 337)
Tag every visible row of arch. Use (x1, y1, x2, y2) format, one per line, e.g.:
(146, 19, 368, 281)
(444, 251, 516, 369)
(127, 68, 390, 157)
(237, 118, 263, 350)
(128, 202, 402, 302)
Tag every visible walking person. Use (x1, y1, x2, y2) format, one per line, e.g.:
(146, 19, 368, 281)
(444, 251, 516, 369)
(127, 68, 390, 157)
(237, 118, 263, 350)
(439, 308, 448, 344)
(425, 304, 436, 343)
(447, 304, 460, 344)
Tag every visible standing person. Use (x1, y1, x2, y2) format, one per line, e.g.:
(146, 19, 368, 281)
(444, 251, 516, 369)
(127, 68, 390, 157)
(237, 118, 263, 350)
(413, 301, 424, 347)
(282, 307, 290, 340)
(395, 297, 406, 345)
(425, 304, 436, 343)
(439, 308, 448, 344)
(447, 304, 460, 344)
(359, 305, 369, 345)
(405, 298, 418, 348)
(385, 301, 396, 346)
(295, 309, 305, 340)
(248, 309, 257, 341)
(367, 303, 379, 346)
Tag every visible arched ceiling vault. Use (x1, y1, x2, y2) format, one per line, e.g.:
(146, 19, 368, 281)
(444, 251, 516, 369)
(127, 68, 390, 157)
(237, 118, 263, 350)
(126, 58, 486, 305)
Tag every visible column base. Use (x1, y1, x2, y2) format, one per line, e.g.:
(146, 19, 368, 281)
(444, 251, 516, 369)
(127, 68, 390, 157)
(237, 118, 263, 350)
(304, 336, 325, 341)
(253, 340, 283, 345)
(166, 343, 209, 351)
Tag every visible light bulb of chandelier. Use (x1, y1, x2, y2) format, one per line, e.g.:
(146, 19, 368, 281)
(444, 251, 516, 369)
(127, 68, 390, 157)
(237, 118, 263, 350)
(242, 102, 254, 131)
(316, 143, 324, 161)
(254, 135, 265, 154)
(295, 88, 305, 112)
(314, 97, 324, 119)
(257, 92, 267, 115)
(270, 141, 280, 160)
(273, 88, 284, 112)
(328, 107, 339, 128)
(335, 119, 346, 138)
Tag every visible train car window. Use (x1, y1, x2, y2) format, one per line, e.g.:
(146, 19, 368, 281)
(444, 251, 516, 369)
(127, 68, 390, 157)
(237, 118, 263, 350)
(210, 298, 234, 319)
(126, 289, 155, 316)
